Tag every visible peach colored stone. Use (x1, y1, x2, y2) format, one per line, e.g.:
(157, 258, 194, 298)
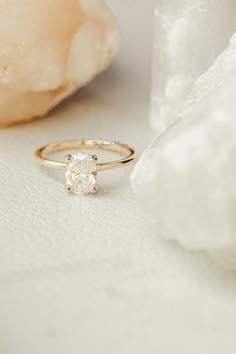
(0, 0, 120, 125)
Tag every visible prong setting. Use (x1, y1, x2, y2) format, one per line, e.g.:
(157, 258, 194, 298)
(65, 185, 72, 192)
(90, 185, 97, 194)
(91, 154, 98, 161)
(65, 154, 72, 161)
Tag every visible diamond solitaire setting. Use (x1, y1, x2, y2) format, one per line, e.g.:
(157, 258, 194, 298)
(65, 153, 97, 195)
(35, 139, 136, 196)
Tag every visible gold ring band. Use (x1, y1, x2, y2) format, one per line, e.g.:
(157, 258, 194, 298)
(35, 139, 136, 171)
(35, 139, 136, 196)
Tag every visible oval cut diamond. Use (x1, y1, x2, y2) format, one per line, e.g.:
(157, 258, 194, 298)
(65, 153, 97, 195)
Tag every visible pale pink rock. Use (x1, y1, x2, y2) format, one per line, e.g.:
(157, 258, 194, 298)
(0, 0, 120, 125)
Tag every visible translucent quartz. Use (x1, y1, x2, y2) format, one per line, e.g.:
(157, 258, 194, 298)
(151, 0, 236, 134)
(132, 34, 236, 269)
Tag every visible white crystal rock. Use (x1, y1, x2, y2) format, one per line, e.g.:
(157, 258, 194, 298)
(65, 153, 97, 195)
(151, 0, 236, 134)
(132, 33, 236, 269)
(0, 0, 120, 126)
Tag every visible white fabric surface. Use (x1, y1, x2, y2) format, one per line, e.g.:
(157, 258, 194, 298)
(1, 1, 236, 353)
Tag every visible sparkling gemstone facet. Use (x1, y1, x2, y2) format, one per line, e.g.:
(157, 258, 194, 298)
(65, 153, 97, 195)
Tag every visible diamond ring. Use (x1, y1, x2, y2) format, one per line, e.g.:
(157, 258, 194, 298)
(35, 139, 136, 196)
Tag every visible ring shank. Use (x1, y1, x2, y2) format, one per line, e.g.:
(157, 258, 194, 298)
(35, 140, 136, 171)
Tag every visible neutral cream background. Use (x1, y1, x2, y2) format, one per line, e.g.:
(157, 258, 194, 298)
(1, 1, 236, 353)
